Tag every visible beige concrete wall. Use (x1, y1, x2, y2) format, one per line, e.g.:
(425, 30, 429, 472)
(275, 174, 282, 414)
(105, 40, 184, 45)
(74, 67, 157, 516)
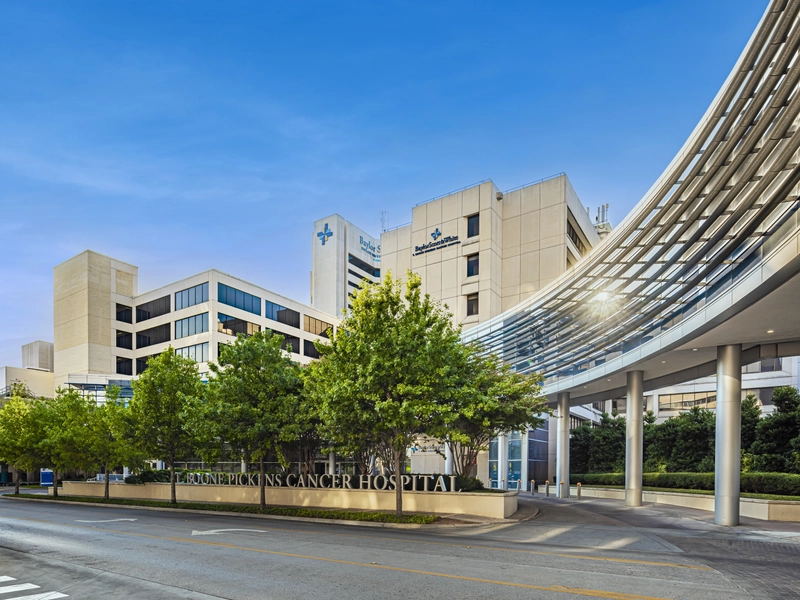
(53, 251, 139, 391)
(556, 486, 800, 522)
(61, 482, 518, 519)
(0, 367, 54, 398)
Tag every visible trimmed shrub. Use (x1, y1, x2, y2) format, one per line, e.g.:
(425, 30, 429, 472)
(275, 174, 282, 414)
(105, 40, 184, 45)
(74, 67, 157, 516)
(571, 471, 800, 496)
(455, 475, 485, 492)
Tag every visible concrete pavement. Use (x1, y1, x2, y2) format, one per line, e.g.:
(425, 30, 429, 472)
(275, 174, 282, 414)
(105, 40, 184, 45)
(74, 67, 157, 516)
(0, 494, 761, 600)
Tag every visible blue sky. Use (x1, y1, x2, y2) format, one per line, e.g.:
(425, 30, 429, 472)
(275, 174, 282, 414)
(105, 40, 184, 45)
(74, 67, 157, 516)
(0, 1, 766, 367)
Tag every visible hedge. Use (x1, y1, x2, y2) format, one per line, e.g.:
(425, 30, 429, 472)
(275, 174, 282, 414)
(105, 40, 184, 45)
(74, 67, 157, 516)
(571, 472, 800, 496)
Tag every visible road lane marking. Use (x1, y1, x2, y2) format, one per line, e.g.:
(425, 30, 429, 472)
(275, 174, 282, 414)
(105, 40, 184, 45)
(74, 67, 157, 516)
(170, 537, 672, 600)
(74, 518, 137, 523)
(5, 594, 68, 600)
(191, 528, 268, 536)
(0, 580, 12, 584)
(11, 515, 712, 572)
(0, 583, 40, 595)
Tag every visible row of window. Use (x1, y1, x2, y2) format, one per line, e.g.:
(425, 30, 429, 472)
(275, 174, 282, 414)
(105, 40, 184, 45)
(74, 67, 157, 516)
(176, 313, 209, 340)
(304, 315, 332, 338)
(348, 253, 380, 278)
(218, 283, 261, 316)
(266, 300, 300, 328)
(176, 282, 209, 311)
(136, 295, 170, 323)
(566, 218, 586, 255)
(218, 313, 261, 337)
(175, 342, 210, 364)
(136, 323, 171, 349)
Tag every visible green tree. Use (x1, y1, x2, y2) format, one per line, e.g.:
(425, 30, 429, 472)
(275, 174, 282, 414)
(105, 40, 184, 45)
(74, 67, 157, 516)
(741, 393, 761, 453)
(434, 348, 547, 477)
(86, 387, 143, 500)
(751, 386, 800, 472)
(667, 407, 715, 472)
(34, 389, 94, 497)
(130, 349, 206, 504)
(588, 413, 626, 473)
(308, 272, 463, 516)
(0, 395, 41, 494)
(570, 424, 592, 474)
(208, 330, 300, 509)
(280, 368, 324, 476)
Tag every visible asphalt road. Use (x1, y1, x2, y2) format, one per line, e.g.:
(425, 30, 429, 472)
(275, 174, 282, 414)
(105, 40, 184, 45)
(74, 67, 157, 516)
(0, 494, 790, 600)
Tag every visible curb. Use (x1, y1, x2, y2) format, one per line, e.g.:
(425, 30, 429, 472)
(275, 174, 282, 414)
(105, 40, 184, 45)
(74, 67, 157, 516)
(1, 495, 496, 529)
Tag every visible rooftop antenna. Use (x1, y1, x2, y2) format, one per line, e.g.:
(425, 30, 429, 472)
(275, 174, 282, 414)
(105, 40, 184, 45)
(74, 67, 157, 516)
(381, 210, 388, 233)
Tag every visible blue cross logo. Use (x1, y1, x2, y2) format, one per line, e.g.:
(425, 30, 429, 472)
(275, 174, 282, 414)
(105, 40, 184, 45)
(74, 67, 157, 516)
(431, 228, 442, 240)
(317, 223, 333, 245)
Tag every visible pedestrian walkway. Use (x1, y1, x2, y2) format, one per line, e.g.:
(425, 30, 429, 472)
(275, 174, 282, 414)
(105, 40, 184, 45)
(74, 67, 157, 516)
(0, 576, 68, 600)
(516, 495, 800, 599)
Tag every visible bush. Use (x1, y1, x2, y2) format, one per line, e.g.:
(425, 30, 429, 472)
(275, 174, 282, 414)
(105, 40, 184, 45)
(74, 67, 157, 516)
(454, 475, 484, 492)
(571, 471, 800, 496)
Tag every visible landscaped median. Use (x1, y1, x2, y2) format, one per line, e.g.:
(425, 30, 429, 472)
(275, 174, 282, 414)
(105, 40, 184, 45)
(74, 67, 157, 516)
(5, 493, 438, 524)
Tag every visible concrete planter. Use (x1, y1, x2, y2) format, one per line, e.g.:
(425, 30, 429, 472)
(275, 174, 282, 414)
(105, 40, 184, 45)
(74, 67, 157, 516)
(538, 485, 800, 522)
(59, 481, 518, 520)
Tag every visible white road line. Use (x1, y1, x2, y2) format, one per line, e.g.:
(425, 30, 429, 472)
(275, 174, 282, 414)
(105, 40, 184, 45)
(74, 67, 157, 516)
(5, 594, 68, 600)
(75, 518, 137, 523)
(0, 583, 39, 594)
(191, 528, 269, 536)
(0, 579, 13, 584)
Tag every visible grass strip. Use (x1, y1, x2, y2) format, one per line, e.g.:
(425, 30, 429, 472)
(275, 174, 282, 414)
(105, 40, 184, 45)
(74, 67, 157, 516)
(580, 485, 800, 502)
(6, 493, 438, 524)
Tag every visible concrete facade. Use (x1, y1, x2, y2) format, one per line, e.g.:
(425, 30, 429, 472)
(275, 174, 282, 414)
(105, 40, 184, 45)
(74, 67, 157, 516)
(380, 175, 600, 330)
(52, 250, 339, 396)
(311, 214, 381, 317)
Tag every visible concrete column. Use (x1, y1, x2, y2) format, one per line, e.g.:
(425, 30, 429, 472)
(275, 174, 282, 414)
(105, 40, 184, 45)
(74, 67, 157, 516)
(521, 430, 530, 491)
(444, 444, 454, 475)
(625, 370, 644, 507)
(328, 452, 336, 475)
(556, 392, 570, 498)
(715, 344, 742, 526)
(498, 433, 508, 489)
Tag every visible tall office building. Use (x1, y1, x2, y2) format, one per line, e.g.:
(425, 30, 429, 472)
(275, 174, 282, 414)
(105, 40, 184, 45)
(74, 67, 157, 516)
(310, 214, 381, 317)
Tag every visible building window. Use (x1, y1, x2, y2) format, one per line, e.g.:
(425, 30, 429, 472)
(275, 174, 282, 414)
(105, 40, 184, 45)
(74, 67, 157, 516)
(136, 295, 170, 323)
(304, 315, 333, 338)
(116, 357, 132, 376)
(466, 293, 479, 316)
(348, 253, 380, 278)
(175, 342, 209, 364)
(136, 354, 157, 375)
(218, 283, 261, 316)
(467, 254, 479, 277)
(304, 339, 321, 359)
(659, 392, 717, 412)
(266, 329, 300, 354)
(265, 301, 300, 328)
(570, 415, 587, 430)
(175, 313, 209, 339)
(348, 269, 370, 282)
(218, 312, 261, 337)
(116, 304, 132, 324)
(743, 357, 783, 373)
(467, 214, 480, 238)
(175, 282, 209, 311)
(116, 330, 133, 350)
(566, 219, 586, 255)
(348, 280, 361, 289)
(136, 323, 171, 349)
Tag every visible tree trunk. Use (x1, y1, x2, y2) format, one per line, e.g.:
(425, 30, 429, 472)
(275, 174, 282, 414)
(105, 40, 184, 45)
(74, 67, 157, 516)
(170, 459, 176, 504)
(259, 456, 266, 510)
(394, 448, 402, 518)
(104, 464, 110, 500)
(52, 470, 58, 497)
(14, 470, 19, 495)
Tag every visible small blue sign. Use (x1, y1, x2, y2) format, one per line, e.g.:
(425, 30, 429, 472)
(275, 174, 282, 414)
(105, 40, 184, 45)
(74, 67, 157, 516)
(317, 223, 333, 245)
(40, 468, 53, 486)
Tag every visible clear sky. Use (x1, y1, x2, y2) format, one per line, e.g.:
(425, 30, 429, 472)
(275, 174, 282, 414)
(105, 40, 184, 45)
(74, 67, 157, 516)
(0, 1, 767, 368)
